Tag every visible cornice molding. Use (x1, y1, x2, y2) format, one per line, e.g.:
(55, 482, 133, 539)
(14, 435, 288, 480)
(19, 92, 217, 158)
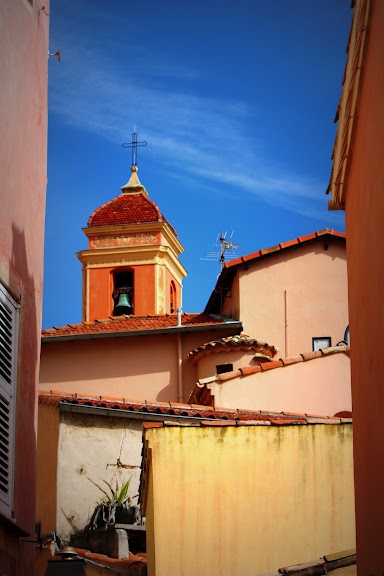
(77, 244, 187, 280)
(82, 221, 184, 255)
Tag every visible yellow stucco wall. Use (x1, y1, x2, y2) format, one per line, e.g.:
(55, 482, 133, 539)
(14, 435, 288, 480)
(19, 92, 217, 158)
(144, 424, 355, 576)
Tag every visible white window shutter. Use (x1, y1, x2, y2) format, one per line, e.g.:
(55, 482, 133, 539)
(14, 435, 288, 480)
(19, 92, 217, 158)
(0, 282, 19, 517)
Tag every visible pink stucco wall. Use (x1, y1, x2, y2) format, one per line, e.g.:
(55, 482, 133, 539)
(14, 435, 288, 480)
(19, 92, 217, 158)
(208, 352, 351, 416)
(222, 241, 348, 357)
(39, 327, 240, 404)
(0, 0, 49, 573)
(195, 350, 266, 381)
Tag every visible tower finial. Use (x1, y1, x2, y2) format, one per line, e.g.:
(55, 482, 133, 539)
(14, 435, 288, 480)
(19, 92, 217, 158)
(122, 130, 147, 167)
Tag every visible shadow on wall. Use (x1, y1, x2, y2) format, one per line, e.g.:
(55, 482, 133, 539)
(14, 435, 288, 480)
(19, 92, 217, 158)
(10, 223, 39, 565)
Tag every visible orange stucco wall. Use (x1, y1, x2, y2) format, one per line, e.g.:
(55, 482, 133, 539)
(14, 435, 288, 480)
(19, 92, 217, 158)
(0, 0, 49, 573)
(87, 264, 156, 319)
(135, 265, 156, 315)
(223, 241, 348, 356)
(35, 404, 60, 573)
(87, 268, 112, 320)
(342, 1, 384, 572)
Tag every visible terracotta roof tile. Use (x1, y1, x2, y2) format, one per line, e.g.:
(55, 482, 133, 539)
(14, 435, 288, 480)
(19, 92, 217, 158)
(243, 250, 261, 262)
(189, 333, 277, 362)
(143, 422, 163, 429)
(240, 366, 262, 376)
(42, 313, 237, 340)
(301, 351, 323, 361)
(217, 369, 242, 382)
(87, 192, 173, 230)
(38, 390, 351, 426)
(260, 360, 284, 371)
(334, 411, 352, 418)
(279, 239, 298, 249)
(280, 355, 303, 366)
(298, 232, 317, 243)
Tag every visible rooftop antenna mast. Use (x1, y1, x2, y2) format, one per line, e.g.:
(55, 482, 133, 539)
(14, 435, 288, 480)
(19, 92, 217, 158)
(122, 128, 147, 167)
(201, 230, 239, 270)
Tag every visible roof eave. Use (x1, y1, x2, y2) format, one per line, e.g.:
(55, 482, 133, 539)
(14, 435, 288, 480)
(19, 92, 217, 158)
(41, 320, 243, 344)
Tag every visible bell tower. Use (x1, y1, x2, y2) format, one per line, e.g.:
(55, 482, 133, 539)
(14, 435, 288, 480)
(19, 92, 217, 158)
(77, 165, 186, 321)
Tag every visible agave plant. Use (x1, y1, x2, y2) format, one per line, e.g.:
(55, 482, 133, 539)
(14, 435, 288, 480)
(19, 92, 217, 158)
(86, 475, 140, 529)
(88, 475, 132, 506)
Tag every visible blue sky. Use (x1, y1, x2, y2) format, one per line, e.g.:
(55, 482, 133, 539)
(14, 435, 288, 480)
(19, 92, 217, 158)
(44, 0, 351, 329)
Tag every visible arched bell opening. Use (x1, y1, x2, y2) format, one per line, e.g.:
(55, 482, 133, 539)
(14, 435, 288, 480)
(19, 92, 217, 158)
(170, 280, 176, 314)
(112, 269, 134, 316)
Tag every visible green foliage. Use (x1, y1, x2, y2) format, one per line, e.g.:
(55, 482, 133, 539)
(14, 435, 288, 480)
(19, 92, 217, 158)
(87, 475, 132, 506)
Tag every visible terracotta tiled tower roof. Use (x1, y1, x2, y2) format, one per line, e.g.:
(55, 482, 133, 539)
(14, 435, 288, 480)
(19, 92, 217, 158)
(77, 164, 186, 320)
(87, 166, 175, 233)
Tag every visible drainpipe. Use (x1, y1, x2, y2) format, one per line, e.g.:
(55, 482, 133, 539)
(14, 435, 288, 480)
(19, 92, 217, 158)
(177, 307, 183, 402)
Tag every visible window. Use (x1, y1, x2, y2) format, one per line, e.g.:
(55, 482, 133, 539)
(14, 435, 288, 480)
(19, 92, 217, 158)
(312, 337, 331, 352)
(216, 364, 233, 375)
(0, 282, 19, 517)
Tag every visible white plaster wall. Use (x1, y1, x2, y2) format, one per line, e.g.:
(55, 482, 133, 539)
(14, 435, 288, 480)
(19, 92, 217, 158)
(57, 412, 143, 541)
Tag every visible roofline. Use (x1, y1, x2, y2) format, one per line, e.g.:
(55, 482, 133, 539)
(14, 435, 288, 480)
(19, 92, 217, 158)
(224, 230, 346, 270)
(204, 230, 346, 314)
(57, 402, 352, 426)
(41, 320, 243, 344)
(58, 402, 219, 422)
(38, 391, 352, 424)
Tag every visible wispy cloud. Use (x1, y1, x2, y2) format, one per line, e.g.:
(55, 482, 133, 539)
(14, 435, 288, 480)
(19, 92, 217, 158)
(49, 5, 334, 219)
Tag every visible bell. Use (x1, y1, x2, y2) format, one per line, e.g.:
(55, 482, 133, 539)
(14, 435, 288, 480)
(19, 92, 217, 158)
(114, 292, 132, 315)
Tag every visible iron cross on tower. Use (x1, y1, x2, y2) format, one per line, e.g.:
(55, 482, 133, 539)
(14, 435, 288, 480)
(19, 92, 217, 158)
(122, 130, 147, 167)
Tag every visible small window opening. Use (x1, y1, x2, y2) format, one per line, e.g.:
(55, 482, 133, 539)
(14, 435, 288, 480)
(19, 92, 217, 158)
(170, 281, 176, 314)
(112, 271, 133, 316)
(312, 336, 331, 352)
(216, 364, 233, 375)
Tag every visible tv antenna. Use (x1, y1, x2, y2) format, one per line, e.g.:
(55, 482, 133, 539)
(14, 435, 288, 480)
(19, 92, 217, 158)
(201, 230, 239, 270)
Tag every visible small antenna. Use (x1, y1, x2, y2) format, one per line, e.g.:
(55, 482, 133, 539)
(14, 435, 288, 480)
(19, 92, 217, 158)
(201, 230, 239, 270)
(122, 130, 147, 167)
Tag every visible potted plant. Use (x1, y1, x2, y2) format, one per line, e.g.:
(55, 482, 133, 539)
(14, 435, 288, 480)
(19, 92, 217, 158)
(86, 475, 140, 529)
